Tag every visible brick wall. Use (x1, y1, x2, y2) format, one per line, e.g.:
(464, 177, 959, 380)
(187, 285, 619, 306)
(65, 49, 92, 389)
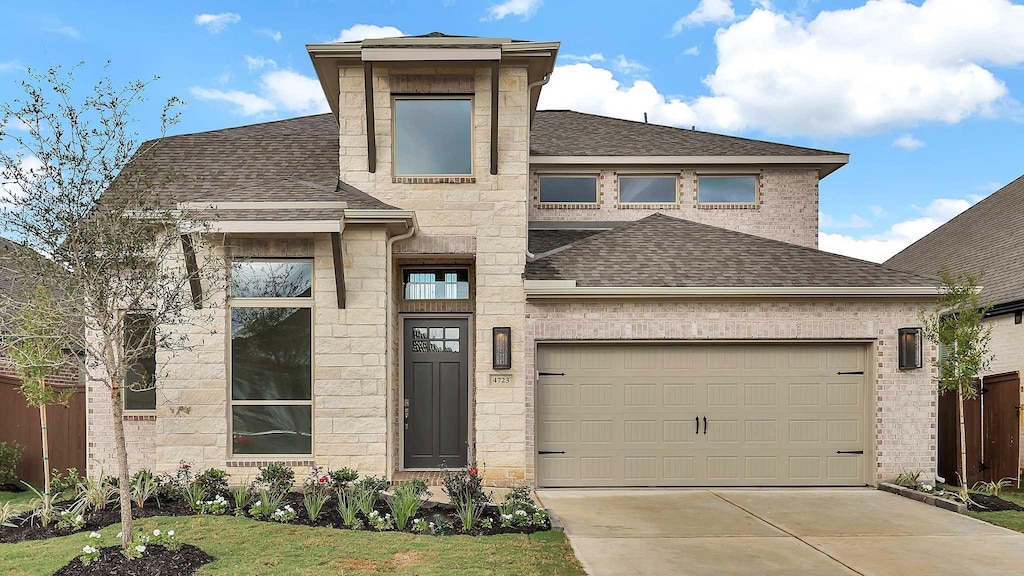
(524, 298, 939, 484)
(529, 169, 819, 248)
(984, 312, 1024, 467)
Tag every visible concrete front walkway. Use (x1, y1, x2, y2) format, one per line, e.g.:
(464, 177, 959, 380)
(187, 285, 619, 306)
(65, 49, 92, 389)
(536, 489, 1024, 576)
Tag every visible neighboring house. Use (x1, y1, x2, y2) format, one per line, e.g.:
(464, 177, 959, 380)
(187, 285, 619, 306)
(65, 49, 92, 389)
(86, 32, 939, 488)
(886, 175, 1024, 469)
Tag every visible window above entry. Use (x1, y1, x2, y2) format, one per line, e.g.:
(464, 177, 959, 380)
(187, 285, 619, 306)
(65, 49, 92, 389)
(539, 175, 598, 203)
(697, 175, 758, 204)
(403, 269, 470, 300)
(393, 97, 473, 176)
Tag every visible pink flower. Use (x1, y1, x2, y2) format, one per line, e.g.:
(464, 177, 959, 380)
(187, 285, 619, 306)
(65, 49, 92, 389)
(470, 467, 478, 475)
(319, 476, 328, 483)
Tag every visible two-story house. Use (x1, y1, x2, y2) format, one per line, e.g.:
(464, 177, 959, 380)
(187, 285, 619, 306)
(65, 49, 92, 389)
(87, 33, 939, 488)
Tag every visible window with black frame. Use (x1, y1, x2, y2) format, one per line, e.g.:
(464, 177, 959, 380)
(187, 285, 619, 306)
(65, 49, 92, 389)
(124, 312, 156, 411)
(228, 260, 313, 456)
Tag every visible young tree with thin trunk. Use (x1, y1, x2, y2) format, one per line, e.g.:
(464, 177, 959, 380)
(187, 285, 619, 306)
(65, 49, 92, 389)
(0, 64, 224, 549)
(919, 270, 992, 503)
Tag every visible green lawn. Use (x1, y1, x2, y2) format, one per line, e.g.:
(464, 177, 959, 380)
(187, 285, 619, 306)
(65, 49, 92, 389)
(964, 486, 1024, 533)
(0, 515, 585, 576)
(0, 488, 40, 512)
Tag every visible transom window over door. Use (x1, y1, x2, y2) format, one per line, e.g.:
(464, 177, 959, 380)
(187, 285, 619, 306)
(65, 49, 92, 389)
(698, 175, 758, 204)
(403, 269, 470, 300)
(229, 259, 313, 456)
(539, 175, 598, 203)
(393, 97, 473, 176)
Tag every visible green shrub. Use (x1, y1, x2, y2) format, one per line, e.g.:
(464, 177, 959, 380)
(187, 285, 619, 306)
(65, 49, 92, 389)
(0, 441, 24, 485)
(441, 463, 490, 531)
(195, 467, 230, 498)
(354, 474, 389, 494)
(50, 467, 83, 497)
(255, 462, 295, 496)
(328, 467, 359, 490)
(387, 482, 427, 530)
(130, 469, 159, 509)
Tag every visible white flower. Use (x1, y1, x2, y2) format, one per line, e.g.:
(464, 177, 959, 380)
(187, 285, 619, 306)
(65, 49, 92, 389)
(152, 529, 161, 536)
(369, 511, 379, 517)
(117, 531, 123, 538)
(82, 545, 95, 554)
(167, 530, 175, 537)
(501, 514, 513, 520)
(135, 545, 146, 554)
(88, 532, 101, 539)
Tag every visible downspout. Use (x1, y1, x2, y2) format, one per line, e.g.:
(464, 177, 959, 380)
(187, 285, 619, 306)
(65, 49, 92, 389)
(524, 73, 550, 262)
(384, 218, 417, 482)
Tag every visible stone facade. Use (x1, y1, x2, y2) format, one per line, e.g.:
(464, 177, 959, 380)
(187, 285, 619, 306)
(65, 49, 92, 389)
(984, 312, 1024, 467)
(529, 169, 819, 248)
(524, 298, 939, 484)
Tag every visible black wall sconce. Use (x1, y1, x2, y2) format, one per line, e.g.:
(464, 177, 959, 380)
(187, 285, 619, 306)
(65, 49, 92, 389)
(492, 327, 511, 370)
(898, 327, 922, 370)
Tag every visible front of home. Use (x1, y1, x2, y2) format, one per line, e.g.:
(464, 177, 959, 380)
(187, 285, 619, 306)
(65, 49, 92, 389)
(86, 33, 938, 488)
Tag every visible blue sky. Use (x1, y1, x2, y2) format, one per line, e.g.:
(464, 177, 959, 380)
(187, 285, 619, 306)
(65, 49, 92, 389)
(3, 0, 1023, 262)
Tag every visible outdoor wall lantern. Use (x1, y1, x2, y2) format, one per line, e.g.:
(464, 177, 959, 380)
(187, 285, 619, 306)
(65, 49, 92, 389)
(898, 327, 922, 370)
(493, 327, 511, 370)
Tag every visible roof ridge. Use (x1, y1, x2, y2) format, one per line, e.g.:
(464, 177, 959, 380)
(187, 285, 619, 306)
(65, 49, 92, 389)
(534, 109, 846, 156)
(150, 113, 336, 142)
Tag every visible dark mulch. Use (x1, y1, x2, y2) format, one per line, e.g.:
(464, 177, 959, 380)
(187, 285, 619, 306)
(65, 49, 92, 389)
(0, 499, 195, 544)
(0, 484, 25, 492)
(53, 544, 212, 576)
(968, 493, 1024, 512)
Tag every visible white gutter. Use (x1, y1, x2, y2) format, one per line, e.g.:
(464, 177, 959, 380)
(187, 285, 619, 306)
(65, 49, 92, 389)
(529, 155, 849, 166)
(383, 214, 417, 483)
(200, 220, 343, 233)
(178, 201, 348, 210)
(524, 280, 940, 298)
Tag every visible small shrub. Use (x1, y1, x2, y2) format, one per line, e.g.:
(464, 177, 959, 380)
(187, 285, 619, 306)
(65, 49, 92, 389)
(255, 462, 295, 496)
(354, 474, 389, 494)
(441, 463, 490, 531)
(231, 482, 251, 516)
(302, 467, 332, 522)
(895, 468, 924, 489)
(431, 516, 453, 535)
(56, 509, 85, 532)
(50, 467, 83, 498)
(387, 482, 427, 530)
(21, 483, 57, 527)
(411, 517, 428, 533)
(480, 517, 494, 530)
(0, 441, 24, 485)
(354, 483, 378, 517)
(197, 494, 230, 515)
(80, 531, 102, 566)
(155, 474, 181, 503)
(70, 474, 116, 515)
(270, 504, 296, 523)
(0, 501, 21, 527)
(329, 467, 359, 491)
(130, 469, 159, 509)
(195, 468, 230, 498)
(338, 489, 360, 527)
(498, 486, 548, 528)
(180, 480, 206, 512)
(973, 478, 1015, 498)
(249, 487, 285, 520)
(367, 510, 393, 531)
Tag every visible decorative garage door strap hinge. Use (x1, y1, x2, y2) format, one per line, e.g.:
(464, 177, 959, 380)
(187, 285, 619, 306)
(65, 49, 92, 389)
(835, 450, 864, 454)
(538, 450, 566, 455)
(538, 372, 566, 376)
(836, 371, 865, 375)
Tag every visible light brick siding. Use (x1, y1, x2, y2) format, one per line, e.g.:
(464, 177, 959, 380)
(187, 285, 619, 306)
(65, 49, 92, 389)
(524, 298, 939, 484)
(984, 312, 1024, 468)
(529, 169, 819, 248)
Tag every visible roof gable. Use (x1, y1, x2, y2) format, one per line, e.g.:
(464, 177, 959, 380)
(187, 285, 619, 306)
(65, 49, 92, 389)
(885, 175, 1024, 308)
(526, 214, 933, 289)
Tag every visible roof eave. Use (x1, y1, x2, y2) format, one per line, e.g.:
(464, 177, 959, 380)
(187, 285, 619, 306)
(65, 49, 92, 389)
(524, 280, 939, 299)
(529, 154, 850, 178)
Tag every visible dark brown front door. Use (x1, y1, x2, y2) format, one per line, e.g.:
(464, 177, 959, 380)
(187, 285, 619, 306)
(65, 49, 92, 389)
(403, 318, 469, 469)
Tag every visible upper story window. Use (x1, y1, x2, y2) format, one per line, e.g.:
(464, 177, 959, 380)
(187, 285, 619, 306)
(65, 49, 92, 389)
(403, 269, 470, 300)
(230, 260, 313, 299)
(539, 175, 598, 203)
(619, 175, 677, 204)
(697, 175, 758, 204)
(393, 96, 473, 176)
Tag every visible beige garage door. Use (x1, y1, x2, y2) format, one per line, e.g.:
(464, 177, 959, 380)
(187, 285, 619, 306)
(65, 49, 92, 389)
(536, 343, 869, 487)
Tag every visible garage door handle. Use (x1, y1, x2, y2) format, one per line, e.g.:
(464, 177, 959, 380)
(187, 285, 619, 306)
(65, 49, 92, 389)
(695, 416, 700, 434)
(538, 450, 566, 455)
(703, 416, 707, 435)
(836, 450, 864, 455)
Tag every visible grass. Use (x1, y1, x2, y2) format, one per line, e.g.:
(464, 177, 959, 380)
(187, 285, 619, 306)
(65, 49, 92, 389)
(965, 485, 1024, 534)
(0, 486, 41, 512)
(0, 515, 585, 576)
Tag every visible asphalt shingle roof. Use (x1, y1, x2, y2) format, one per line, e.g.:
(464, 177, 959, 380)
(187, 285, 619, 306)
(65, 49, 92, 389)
(526, 214, 934, 288)
(885, 175, 1024, 308)
(530, 110, 847, 158)
(528, 229, 603, 254)
(122, 114, 395, 210)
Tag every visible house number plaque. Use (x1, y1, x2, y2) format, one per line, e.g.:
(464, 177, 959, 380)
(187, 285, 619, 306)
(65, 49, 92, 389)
(490, 374, 513, 387)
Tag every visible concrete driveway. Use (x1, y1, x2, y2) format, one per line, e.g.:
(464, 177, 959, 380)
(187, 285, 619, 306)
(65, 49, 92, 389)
(536, 489, 1024, 576)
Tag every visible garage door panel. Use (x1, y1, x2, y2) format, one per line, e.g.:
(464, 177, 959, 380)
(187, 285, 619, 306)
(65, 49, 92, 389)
(537, 343, 869, 487)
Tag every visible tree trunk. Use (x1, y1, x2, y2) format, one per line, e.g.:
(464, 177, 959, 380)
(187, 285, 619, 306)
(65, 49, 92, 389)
(957, 382, 969, 502)
(38, 378, 51, 529)
(110, 381, 134, 549)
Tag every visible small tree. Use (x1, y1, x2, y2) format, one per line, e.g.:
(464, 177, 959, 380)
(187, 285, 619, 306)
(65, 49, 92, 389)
(0, 64, 224, 548)
(920, 270, 992, 503)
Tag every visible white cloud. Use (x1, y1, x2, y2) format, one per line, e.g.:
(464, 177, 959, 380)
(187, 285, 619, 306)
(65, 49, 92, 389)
(561, 53, 605, 63)
(892, 133, 925, 150)
(612, 55, 649, 76)
(0, 61, 22, 72)
(820, 212, 870, 230)
(333, 24, 404, 43)
(820, 197, 976, 262)
(190, 70, 329, 116)
(244, 56, 277, 71)
(257, 28, 282, 42)
(482, 0, 543, 21)
(41, 21, 80, 39)
(672, 0, 736, 33)
(1, 155, 45, 205)
(682, 46, 701, 57)
(194, 13, 241, 34)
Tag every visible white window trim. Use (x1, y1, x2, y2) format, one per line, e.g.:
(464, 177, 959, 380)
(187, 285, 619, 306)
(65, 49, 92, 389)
(227, 258, 315, 459)
(697, 174, 760, 205)
(401, 266, 471, 301)
(537, 173, 600, 205)
(391, 95, 475, 178)
(617, 173, 679, 205)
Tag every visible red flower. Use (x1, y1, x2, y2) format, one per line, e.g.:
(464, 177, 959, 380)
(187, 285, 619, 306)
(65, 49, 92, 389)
(181, 463, 191, 470)
(319, 476, 329, 483)
(470, 467, 478, 475)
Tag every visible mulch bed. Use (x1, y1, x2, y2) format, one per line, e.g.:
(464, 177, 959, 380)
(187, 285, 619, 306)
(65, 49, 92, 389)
(967, 493, 1024, 512)
(0, 500, 195, 544)
(53, 544, 212, 576)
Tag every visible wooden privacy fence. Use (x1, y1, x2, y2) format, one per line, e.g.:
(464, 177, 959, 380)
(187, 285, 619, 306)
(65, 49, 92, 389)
(937, 371, 1022, 486)
(0, 374, 86, 486)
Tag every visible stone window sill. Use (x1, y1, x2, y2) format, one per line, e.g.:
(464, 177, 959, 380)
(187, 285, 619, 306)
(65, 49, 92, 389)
(226, 459, 315, 468)
(393, 176, 476, 184)
(617, 203, 680, 210)
(123, 413, 156, 421)
(695, 203, 760, 210)
(535, 202, 601, 210)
